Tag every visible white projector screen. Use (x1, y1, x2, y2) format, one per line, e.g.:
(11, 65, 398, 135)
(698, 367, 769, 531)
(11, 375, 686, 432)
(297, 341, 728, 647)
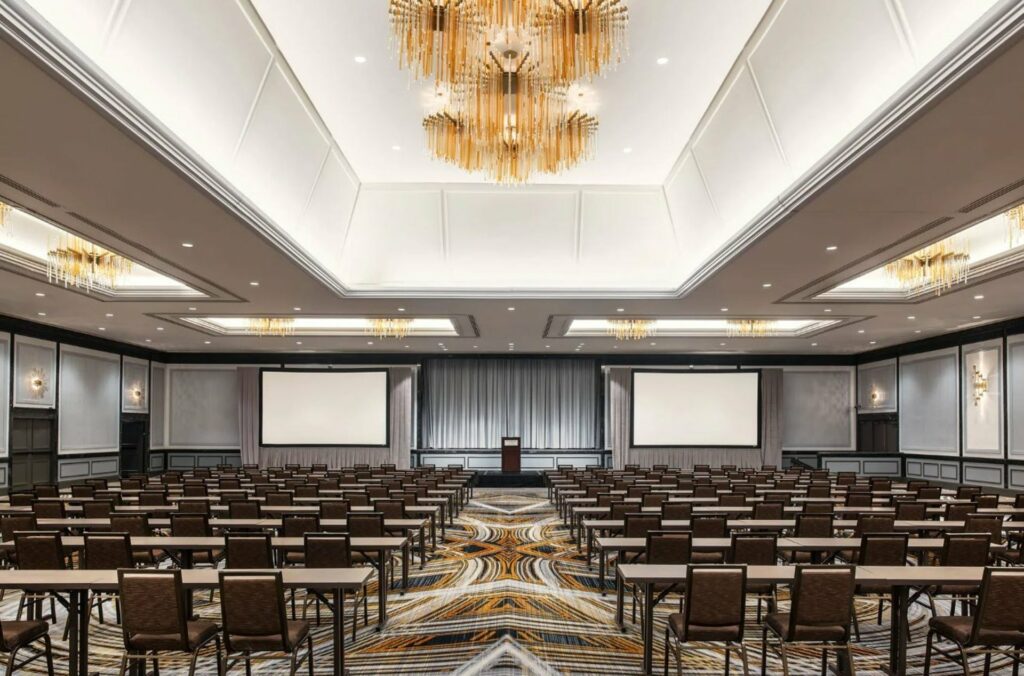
(261, 369, 389, 446)
(631, 370, 761, 447)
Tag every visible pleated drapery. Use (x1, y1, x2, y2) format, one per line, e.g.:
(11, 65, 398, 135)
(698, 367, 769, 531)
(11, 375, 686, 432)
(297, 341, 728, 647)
(607, 367, 784, 469)
(421, 358, 599, 449)
(237, 366, 415, 469)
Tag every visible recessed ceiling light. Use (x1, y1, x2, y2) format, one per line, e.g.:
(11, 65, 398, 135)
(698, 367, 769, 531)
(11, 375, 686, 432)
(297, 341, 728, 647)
(156, 327, 164, 331)
(391, 145, 401, 151)
(34, 292, 45, 297)
(105, 313, 114, 318)
(37, 312, 46, 317)
(826, 245, 838, 251)
(354, 55, 367, 64)
(650, 342, 656, 346)
(857, 329, 865, 334)
(397, 307, 405, 312)
(296, 341, 303, 345)
(869, 340, 877, 345)
(974, 294, 985, 300)
(973, 315, 981, 320)
(613, 345, 618, 349)
(914, 330, 921, 334)
(507, 307, 515, 311)
(249, 281, 259, 286)
(720, 342, 726, 346)
(762, 283, 772, 288)
(656, 57, 669, 65)
(616, 308, 624, 312)
(405, 345, 410, 349)
(188, 307, 197, 311)
(720, 307, 728, 312)
(181, 242, 194, 248)
(145, 339, 151, 343)
(293, 307, 301, 312)
(203, 340, 211, 345)
(98, 327, 105, 331)
(622, 147, 633, 154)
(367, 341, 374, 345)
(824, 308, 832, 313)
(907, 316, 916, 320)
(473, 345, 478, 349)
(811, 342, 818, 347)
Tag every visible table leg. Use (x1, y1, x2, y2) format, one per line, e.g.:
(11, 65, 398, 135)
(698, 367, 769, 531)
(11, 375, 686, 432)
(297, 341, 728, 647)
(67, 590, 79, 676)
(615, 567, 625, 630)
(377, 547, 387, 630)
(401, 541, 409, 594)
(77, 589, 89, 676)
(182, 550, 195, 617)
(587, 527, 593, 567)
(419, 526, 426, 568)
(332, 588, 344, 676)
(642, 582, 655, 675)
(889, 585, 909, 675)
(599, 547, 607, 596)
(430, 513, 437, 550)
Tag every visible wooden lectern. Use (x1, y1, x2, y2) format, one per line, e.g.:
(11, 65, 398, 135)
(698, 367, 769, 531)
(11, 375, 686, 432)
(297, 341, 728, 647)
(501, 437, 521, 473)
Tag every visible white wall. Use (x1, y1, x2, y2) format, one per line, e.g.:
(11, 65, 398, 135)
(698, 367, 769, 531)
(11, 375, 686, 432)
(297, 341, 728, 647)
(58, 346, 120, 456)
(962, 339, 1003, 458)
(781, 366, 855, 451)
(899, 347, 960, 455)
(151, 365, 240, 449)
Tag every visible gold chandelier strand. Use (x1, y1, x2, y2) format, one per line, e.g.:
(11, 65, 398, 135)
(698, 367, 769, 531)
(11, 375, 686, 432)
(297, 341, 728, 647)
(883, 237, 970, 295)
(389, 0, 486, 85)
(247, 318, 295, 337)
(726, 320, 777, 338)
(1006, 204, 1024, 247)
(606, 319, 654, 341)
(368, 318, 412, 340)
(0, 201, 10, 235)
(535, 0, 629, 84)
(47, 235, 133, 291)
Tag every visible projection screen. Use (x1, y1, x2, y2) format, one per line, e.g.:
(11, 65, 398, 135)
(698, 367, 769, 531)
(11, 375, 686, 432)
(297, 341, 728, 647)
(261, 369, 389, 446)
(631, 370, 761, 447)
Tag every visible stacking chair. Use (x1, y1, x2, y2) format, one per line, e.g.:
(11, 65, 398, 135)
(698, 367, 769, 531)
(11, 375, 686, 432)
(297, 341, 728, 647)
(110, 514, 161, 566)
(690, 515, 727, 563)
(664, 565, 749, 675)
(661, 502, 692, 521)
(281, 515, 321, 565)
(753, 501, 784, 521)
(301, 533, 368, 637)
(630, 531, 691, 628)
(82, 500, 114, 520)
(838, 514, 896, 562)
(138, 491, 168, 506)
(71, 485, 95, 499)
(0, 515, 37, 569)
(852, 533, 909, 640)
(82, 533, 134, 629)
(169, 513, 223, 569)
(176, 500, 211, 516)
(347, 513, 394, 590)
(319, 500, 351, 520)
(783, 514, 834, 564)
(914, 533, 992, 617)
(227, 500, 261, 520)
(762, 565, 857, 675)
(0, 610, 54, 675)
(225, 534, 275, 569)
(728, 533, 778, 621)
(117, 569, 222, 676)
(219, 572, 314, 676)
(923, 567, 1024, 675)
(30, 502, 64, 520)
(265, 492, 294, 507)
(895, 501, 927, 522)
(621, 513, 662, 566)
(13, 532, 69, 625)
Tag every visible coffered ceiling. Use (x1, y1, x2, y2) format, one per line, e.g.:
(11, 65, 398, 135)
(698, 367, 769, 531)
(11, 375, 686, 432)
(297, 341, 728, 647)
(0, 0, 1023, 356)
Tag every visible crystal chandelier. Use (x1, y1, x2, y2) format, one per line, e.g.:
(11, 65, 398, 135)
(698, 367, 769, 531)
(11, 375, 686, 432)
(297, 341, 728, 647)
(47, 235, 133, 291)
(884, 237, 970, 294)
(247, 318, 295, 337)
(388, 0, 485, 85)
(607, 319, 654, 341)
(534, 0, 629, 83)
(0, 201, 10, 235)
(726, 320, 778, 338)
(1006, 204, 1024, 246)
(369, 317, 413, 339)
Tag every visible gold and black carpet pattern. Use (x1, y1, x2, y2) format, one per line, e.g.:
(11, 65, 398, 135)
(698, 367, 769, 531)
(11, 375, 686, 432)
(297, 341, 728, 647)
(4, 489, 1017, 674)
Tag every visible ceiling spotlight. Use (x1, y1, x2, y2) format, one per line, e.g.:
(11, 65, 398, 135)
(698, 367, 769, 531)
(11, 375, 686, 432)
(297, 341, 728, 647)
(720, 308, 729, 312)
(616, 308, 624, 312)
(869, 340, 877, 345)
(826, 245, 838, 252)
(296, 341, 303, 345)
(405, 345, 411, 349)
(857, 329, 865, 334)
(824, 308, 832, 313)
(156, 327, 164, 331)
(98, 327, 105, 331)
(720, 342, 726, 346)
(907, 316, 916, 320)
(105, 313, 114, 318)
(188, 307, 197, 311)
(181, 242, 194, 248)
(507, 307, 515, 311)
(203, 340, 211, 345)
(367, 341, 374, 345)
(762, 283, 772, 288)
(650, 342, 656, 346)
(34, 292, 45, 297)
(914, 330, 921, 334)
(656, 57, 669, 65)
(354, 55, 367, 64)
(397, 307, 405, 312)
(391, 145, 402, 151)
(974, 294, 985, 300)
(623, 147, 633, 154)
(973, 315, 981, 320)
(293, 307, 302, 312)
(249, 281, 260, 286)
(145, 339, 151, 343)
(37, 312, 46, 317)
(811, 342, 818, 347)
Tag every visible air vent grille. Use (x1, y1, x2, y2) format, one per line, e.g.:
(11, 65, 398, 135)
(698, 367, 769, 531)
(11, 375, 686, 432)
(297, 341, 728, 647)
(958, 176, 1024, 213)
(67, 211, 105, 230)
(0, 174, 60, 208)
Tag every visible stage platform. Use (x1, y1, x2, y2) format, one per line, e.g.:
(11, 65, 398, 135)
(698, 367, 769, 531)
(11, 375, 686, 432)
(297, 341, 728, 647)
(476, 471, 546, 488)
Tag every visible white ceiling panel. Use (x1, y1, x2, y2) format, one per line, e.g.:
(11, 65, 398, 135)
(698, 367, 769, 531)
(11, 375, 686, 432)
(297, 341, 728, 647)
(749, 0, 913, 176)
(692, 68, 790, 231)
(232, 64, 330, 228)
(445, 191, 578, 285)
(296, 150, 359, 274)
(578, 191, 679, 287)
(897, 0, 1000, 65)
(104, 0, 273, 172)
(340, 189, 444, 288)
(23, 0, 118, 57)
(664, 153, 725, 270)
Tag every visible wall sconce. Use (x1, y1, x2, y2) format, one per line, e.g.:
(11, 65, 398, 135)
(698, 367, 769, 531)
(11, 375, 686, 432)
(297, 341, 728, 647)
(972, 364, 989, 406)
(28, 368, 48, 398)
(870, 389, 884, 405)
(129, 384, 144, 404)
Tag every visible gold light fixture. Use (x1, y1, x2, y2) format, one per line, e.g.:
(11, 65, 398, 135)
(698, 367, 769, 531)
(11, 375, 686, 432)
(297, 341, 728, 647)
(0, 201, 11, 235)
(884, 237, 970, 295)
(606, 319, 654, 341)
(47, 235, 133, 291)
(369, 317, 413, 340)
(726, 320, 778, 338)
(1006, 204, 1024, 247)
(28, 368, 47, 398)
(247, 318, 295, 337)
(129, 384, 144, 404)
(534, 0, 629, 83)
(972, 364, 989, 407)
(388, 0, 485, 85)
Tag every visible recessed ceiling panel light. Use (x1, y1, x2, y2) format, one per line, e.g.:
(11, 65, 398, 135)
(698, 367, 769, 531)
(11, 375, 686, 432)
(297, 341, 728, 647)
(811, 342, 818, 347)
(649, 342, 656, 346)
(296, 341, 303, 345)
(105, 313, 114, 318)
(98, 327, 105, 331)
(973, 315, 981, 320)
(397, 307, 405, 312)
(367, 341, 374, 345)
(907, 315, 916, 320)
(869, 340, 877, 345)
(156, 327, 164, 331)
(824, 308, 832, 313)
(914, 330, 921, 334)
(616, 308, 624, 312)
(37, 312, 46, 317)
(720, 308, 728, 312)
(293, 307, 302, 312)
(656, 57, 669, 65)
(203, 340, 211, 345)
(857, 329, 865, 334)
(762, 283, 772, 288)
(188, 307, 197, 311)
(507, 307, 515, 311)
(145, 339, 151, 343)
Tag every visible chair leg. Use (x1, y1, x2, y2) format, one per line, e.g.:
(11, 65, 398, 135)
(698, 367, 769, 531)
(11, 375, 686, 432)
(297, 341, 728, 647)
(761, 625, 768, 674)
(7, 646, 19, 676)
(984, 652, 992, 675)
(725, 642, 731, 676)
(846, 644, 857, 676)
(307, 634, 315, 676)
(779, 642, 790, 676)
(663, 625, 669, 676)
(961, 645, 972, 676)
(925, 632, 934, 676)
(42, 634, 54, 676)
(821, 647, 828, 676)
(738, 643, 750, 676)
(245, 655, 252, 676)
(188, 648, 200, 676)
(118, 653, 129, 676)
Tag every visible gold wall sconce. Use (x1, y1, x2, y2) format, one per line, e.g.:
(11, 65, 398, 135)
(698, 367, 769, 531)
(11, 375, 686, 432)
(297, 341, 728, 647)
(972, 364, 989, 406)
(28, 368, 47, 398)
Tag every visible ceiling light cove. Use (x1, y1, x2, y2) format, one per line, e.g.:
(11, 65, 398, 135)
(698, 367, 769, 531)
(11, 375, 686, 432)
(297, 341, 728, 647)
(561, 317, 841, 339)
(178, 316, 463, 338)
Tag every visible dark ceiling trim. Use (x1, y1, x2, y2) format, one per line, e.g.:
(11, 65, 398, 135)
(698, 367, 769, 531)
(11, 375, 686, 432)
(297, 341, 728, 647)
(856, 315, 1024, 363)
(0, 313, 164, 361)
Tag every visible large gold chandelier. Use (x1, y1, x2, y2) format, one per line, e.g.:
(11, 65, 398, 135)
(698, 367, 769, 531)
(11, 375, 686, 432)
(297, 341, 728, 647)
(727, 320, 778, 338)
(534, 0, 629, 83)
(884, 237, 970, 294)
(388, 0, 485, 85)
(248, 318, 295, 337)
(0, 201, 10, 235)
(607, 319, 654, 341)
(47, 235, 133, 291)
(1006, 204, 1024, 246)
(368, 317, 412, 340)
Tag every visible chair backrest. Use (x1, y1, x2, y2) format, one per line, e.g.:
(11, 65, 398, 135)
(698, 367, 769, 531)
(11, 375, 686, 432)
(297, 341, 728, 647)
(894, 501, 927, 521)
(857, 533, 908, 566)
(110, 514, 152, 537)
(33, 484, 58, 498)
(691, 515, 726, 539)
(645, 531, 692, 565)
(916, 486, 942, 499)
(963, 514, 1003, 544)
(121, 479, 143, 491)
(14, 531, 66, 569)
(304, 533, 352, 568)
(170, 513, 211, 537)
(973, 495, 999, 509)
(970, 568, 1024, 644)
(118, 570, 189, 651)
(855, 514, 895, 536)
(219, 572, 292, 652)
(31, 500, 65, 519)
(83, 500, 114, 519)
(941, 533, 992, 566)
(228, 500, 261, 520)
(802, 502, 834, 515)
(71, 485, 95, 498)
(183, 484, 208, 497)
(609, 501, 632, 521)
(752, 501, 784, 520)
(680, 565, 746, 642)
(218, 478, 241, 490)
(319, 501, 351, 520)
(787, 566, 855, 641)
(9, 493, 34, 507)
(84, 532, 133, 569)
(176, 499, 210, 516)
(718, 494, 746, 507)
(661, 502, 692, 520)
(729, 533, 777, 565)
(225, 534, 274, 569)
(138, 491, 168, 506)
(845, 493, 873, 507)
(265, 491, 294, 507)
(623, 513, 662, 539)
(957, 486, 983, 499)
(282, 514, 320, 538)
(642, 493, 666, 508)
(795, 513, 833, 538)
(947, 503, 976, 523)
(375, 499, 405, 520)
(807, 485, 831, 498)
(693, 485, 717, 498)
(347, 512, 385, 538)
(293, 486, 318, 499)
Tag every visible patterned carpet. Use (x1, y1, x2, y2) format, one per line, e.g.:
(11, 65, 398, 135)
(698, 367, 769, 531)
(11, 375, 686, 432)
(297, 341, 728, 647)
(4, 489, 1019, 674)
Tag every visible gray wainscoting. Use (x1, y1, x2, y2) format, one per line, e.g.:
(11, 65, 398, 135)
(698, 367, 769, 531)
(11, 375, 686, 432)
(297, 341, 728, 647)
(820, 456, 901, 477)
(0, 465, 8, 489)
(961, 462, 1004, 487)
(904, 457, 960, 483)
(57, 454, 120, 482)
(164, 452, 242, 469)
(415, 451, 606, 470)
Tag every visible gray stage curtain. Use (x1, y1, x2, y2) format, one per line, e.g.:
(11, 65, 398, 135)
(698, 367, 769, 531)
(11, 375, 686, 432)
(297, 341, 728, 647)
(607, 367, 784, 469)
(421, 358, 598, 449)
(237, 366, 414, 469)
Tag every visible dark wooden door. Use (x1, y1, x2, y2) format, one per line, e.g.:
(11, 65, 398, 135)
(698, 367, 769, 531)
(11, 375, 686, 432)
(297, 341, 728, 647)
(120, 419, 148, 475)
(10, 417, 53, 490)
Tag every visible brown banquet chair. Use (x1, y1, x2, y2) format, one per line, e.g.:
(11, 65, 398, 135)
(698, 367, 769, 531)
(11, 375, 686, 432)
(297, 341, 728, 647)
(664, 565, 749, 675)
(301, 533, 368, 637)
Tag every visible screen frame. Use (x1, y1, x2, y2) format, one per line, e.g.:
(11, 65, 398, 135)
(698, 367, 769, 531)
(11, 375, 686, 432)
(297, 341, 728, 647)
(629, 368, 762, 449)
(258, 367, 390, 448)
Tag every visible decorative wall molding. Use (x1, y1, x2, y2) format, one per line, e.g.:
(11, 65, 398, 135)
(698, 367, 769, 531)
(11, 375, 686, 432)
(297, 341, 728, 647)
(57, 454, 119, 482)
(12, 335, 55, 408)
(122, 356, 149, 414)
(857, 358, 898, 413)
(962, 339, 1003, 458)
(57, 344, 120, 456)
(899, 347, 960, 456)
(904, 457, 961, 483)
(0, 333, 9, 458)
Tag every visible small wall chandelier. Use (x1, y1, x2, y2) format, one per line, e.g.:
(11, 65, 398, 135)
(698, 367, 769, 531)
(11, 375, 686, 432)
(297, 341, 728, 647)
(247, 318, 295, 337)
(884, 237, 970, 295)
(47, 235, 133, 291)
(369, 317, 413, 339)
(972, 364, 988, 406)
(726, 320, 778, 338)
(607, 319, 654, 341)
(1006, 204, 1024, 247)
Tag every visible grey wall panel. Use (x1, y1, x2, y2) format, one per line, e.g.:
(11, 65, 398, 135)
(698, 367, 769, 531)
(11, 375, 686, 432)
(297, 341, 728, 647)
(820, 456, 901, 476)
(165, 453, 241, 469)
(962, 341, 1002, 458)
(0, 466, 8, 488)
(1010, 339, 1024, 459)
(822, 459, 859, 473)
(900, 349, 959, 455)
(149, 453, 165, 472)
(962, 462, 1004, 487)
(59, 348, 120, 455)
(0, 334, 8, 457)
(122, 358, 149, 413)
(782, 370, 854, 450)
(13, 337, 56, 408)
(168, 368, 239, 447)
(904, 458, 960, 482)
(151, 364, 166, 448)
(1008, 467, 1024, 490)
(858, 360, 897, 412)
(57, 455, 119, 481)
